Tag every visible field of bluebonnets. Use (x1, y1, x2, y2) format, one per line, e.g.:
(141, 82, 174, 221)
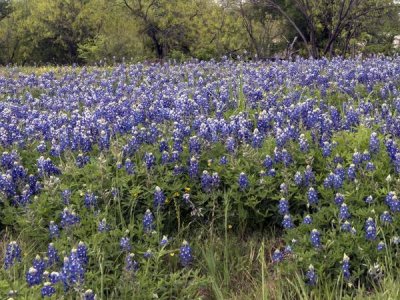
(1, 56, 400, 299)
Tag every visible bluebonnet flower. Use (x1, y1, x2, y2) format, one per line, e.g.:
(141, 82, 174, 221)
(60, 207, 80, 229)
(144, 152, 155, 170)
(299, 134, 309, 152)
(304, 165, 315, 186)
(76, 153, 90, 168)
(182, 193, 190, 204)
(310, 229, 321, 248)
(369, 132, 380, 154)
(252, 129, 263, 148)
(365, 195, 374, 205)
(189, 157, 199, 178)
(211, 172, 220, 188)
(219, 156, 227, 165)
(47, 243, 59, 267)
(26, 267, 41, 287)
(380, 211, 392, 224)
(307, 187, 318, 206)
(341, 221, 352, 232)
(159, 139, 169, 153)
(347, 164, 356, 181)
(32, 254, 45, 276)
(49, 221, 60, 239)
(263, 155, 273, 169)
(160, 235, 168, 246)
(154, 186, 165, 209)
(41, 282, 56, 297)
(303, 215, 312, 224)
(98, 218, 110, 232)
(61, 250, 85, 289)
(267, 168, 276, 177)
(272, 249, 283, 263)
(377, 241, 386, 251)
(161, 151, 169, 164)
(37, 141, 47, 153)
(84, 289, 96, 300)
(189, 136, 201, 154)
(322, 141, 331, 157)
(77, 241, 88, 266)
(84, 192, 97, 209)
(173, 138, 183, 153)
(144, 249, 153, 259)
(143, 209, 154, 233)
(334, 193, 344, 206)
(324, 172, 342, 189)
(238, 172, 249, 191)
(339, 203, 351, 220)
(362, 150, 371, 162)
(282, 214, 294, 229)
(124, 159, 135, 174)
(179, 240, 193, 267)
(365, 218, 376, 241)
(333, 155, 343, 164)
(171, 151, 180, 163)
(173, 165, 184, 175)
(334, 163, 345, 179)
(281, 149, 292, 167)
(366, 162, 375, 171)
(352, 151, 362, 165)
(294, 171, 303, 186)
(342, 254, 350, 281)
(201, 170, 212, 192)
(4, 241, 22, 269)
(284, 245, 292, 255)
(278, 198, 289, 215)
(225, 137, 236, 153)
(274, 147, 282, 163)
(49, 272, 60, 284)
(385, 192, 399, 211)
(37, 156, 61, 177)
(306, 264, 317, 286)
(61, 189, 71, 205)
(125, 253, 139, 273)
(280, 183, 288, 195)
(120, 237, 131, 252)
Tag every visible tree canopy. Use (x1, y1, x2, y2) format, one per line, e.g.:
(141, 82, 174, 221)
(0, 0, 398, 64)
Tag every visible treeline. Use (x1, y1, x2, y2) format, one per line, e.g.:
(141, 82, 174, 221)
(0, 0, 399, 65)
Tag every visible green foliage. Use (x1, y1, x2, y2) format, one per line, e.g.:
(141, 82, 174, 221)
(0, 0, 398, 64)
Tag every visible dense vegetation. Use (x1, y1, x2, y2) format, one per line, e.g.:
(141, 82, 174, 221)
(0, 57, 400, 299)
(0, 0, 399, 65)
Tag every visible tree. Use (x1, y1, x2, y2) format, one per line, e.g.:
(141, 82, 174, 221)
(122, 0, 201, 58)
(236, 0, 286, 58)
(257, 0, 398, 57)
(0, 0, 11, 21)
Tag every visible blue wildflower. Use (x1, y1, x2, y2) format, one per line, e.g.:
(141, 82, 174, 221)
(306, 264, 317, 286)
(153, 186, 165, 209)
(238, 172, 249, 191)
(179, 240, 193, 267)
(41, 282, 56, 297)
(4, 241, 22, 269)
(143, 209, 154, 233)
(342, 254, 350, 281)
(310, 229, 321, 248)
(272, 249, 283, 263)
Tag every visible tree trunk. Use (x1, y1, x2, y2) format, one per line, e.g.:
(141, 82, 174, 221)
(309, 30, 318, 58)
(147, 26, 163, 58)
